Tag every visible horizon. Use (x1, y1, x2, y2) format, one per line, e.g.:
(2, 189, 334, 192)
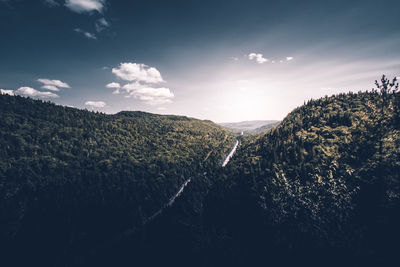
(1, 0, 399, 122)
(1, 89, 375, 124)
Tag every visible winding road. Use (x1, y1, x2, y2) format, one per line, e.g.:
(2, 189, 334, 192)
(222, 132, 242, 167)
(144, 133, 242, 223)
(110, 134, 243, 245)
(222, 140, 239, 167)
(145, 177, 192, 224)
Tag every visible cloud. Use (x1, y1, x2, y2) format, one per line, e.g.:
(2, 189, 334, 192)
(130, 87, 174, 105)
(286, 56, 294, 61)
(110, 62, 173, 105)
(112, 62, 165, 83)
(16, 87, 59, 98)
(74, 28, 97, 39)
(44, 0, 59, 7)
(37, 78, 70, 88)
(65, 0, 105, 13)
(105, 82, 120, 89)
(95, 17, 109, 32)
(0, 89, 14, 95)
(106, 82, 121, 94)
(121, 82, 143, 92)
(41, 85, 60, 91)
(85, 101, 106, 108)
(37, 78, 70, 92)
(122, 83, 174, 105)
(248, 53, 268, 64)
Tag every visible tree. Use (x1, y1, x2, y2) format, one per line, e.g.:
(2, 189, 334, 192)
(374, 75, 399, 114)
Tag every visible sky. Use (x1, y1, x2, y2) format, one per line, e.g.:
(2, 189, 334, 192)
(0, 0, 399, 122)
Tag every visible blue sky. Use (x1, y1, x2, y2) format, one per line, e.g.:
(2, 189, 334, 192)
(0, 0, 399, 122)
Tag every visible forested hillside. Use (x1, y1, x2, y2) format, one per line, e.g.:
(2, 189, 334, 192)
(203, 76, 400, 266)
(0, 76, 399, 267)
(0, 94, 235, 266)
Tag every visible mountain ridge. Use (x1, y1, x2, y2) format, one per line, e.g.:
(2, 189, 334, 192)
(219, 120, 280, 132)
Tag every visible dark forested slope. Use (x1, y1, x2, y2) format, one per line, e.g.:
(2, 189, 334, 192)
(0, 94, 235, 266)
(205, 77, 400, 266)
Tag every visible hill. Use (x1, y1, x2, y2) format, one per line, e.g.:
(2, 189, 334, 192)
(219, 120, 280, 133)
(204, 78, 400, 266)
(0, 94, 235, 266)
(251, 121, 281, 133)
(1, 76, 399, 267)
(86, 77, 400, 267)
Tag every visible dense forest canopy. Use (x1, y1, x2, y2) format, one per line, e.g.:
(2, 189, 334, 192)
(0, 76, 399, 267)
(212, 76, 400, 266)
(0, 94, 235, 266)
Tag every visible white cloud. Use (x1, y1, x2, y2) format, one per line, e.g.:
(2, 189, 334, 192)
(110, 62, 173, 105)
(112, 62, 165, 83)
(85, 101, 106, 108)
(121, 82, 142, 92)
(105, 82, 120, 89)
(37, 78, 70, 88)
(286, 56, 294, 61)
(248, 53, 268, 64)
(106, 82, 121, 94)
(128, 87, 174, 106)
(16, 87, 59, 98)
(0, 89, 14, 95)
(37, 78, 70, 92)
(120, 82, 174, 105)
(65, 0, 105, 13)
(132, 87, 174, 99)
(41, 85, 60, 91)
(95, 17, 109, 32)
(74, 28, 97, 39)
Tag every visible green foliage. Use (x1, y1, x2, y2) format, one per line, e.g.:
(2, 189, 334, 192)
(0, 94, 235, 265)
(1, 76, 400, 266)
(208, 82, 400, 265)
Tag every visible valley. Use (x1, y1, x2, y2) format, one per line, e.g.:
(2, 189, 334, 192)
(1, 0, 399, 266)
(1, 78, 400, 267)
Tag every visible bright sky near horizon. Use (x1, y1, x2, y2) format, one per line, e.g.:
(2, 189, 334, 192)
(0, 0, 399, 122)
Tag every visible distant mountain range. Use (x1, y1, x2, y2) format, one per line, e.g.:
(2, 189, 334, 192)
(219, 120, 280, 133)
